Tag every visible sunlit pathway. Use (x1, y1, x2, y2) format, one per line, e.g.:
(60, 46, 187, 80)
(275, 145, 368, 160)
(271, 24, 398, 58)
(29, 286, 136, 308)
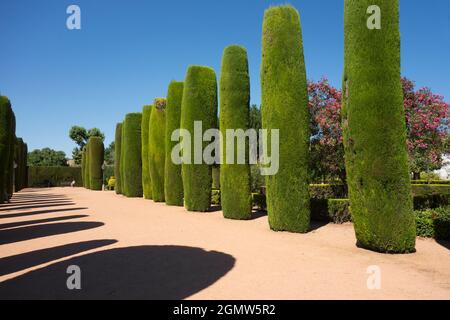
(0, 188, 449, 299)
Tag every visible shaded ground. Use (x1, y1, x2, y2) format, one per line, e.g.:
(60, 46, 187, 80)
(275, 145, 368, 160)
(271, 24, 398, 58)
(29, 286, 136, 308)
(0, 188, 449, 299)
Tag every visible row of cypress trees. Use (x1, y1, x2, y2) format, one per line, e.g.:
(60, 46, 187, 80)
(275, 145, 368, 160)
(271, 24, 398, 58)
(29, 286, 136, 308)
(0, 96, 28, 203)
(81, 136, 104, 191)
(109, 1, 414, 253)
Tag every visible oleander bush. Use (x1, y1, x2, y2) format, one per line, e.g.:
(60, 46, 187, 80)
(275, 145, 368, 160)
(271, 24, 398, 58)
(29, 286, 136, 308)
(181, 65, 218, 212)
(220, 45, 252, 220)
(165, 82, 184, 206)
(261, 5, 310, 232)
(342, 0, 415, 253)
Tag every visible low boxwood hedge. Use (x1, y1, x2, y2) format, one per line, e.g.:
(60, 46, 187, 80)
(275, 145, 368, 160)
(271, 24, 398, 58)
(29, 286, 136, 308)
(28, 166, 82, 187)
(415, 206, 450, 241)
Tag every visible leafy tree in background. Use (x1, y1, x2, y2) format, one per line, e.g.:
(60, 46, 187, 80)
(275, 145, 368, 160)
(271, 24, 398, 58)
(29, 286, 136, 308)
(308, 77, 449, 183)
(104, 141, 115, 165)
(28, 148, 68, 167)
(402, 77, 450, 179)
(69, 125, 105, 165)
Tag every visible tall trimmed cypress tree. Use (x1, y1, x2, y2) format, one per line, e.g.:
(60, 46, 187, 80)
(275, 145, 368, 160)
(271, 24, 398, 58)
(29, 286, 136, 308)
(181, 66, 218, 212)
(343, 0, 415, 253)
(261, 5, 310, 232)
(84, 142, 91, 189)
(0, 96, 13, 202)
(122, 113, 143, 197)
(149, 98, 166, 202)
(14, 138, 24, 192)
(141, 106, 153, 199)
(6, 113, 16, 199)
(219, 45, 252, 220)
(22, 142, 28, 189)
(81, 147, 86, 187)
(120, 121, 126, 195)
(114, 122, 123, 194)
(165, 82, 184, 206)
(89, 136, 104, 190)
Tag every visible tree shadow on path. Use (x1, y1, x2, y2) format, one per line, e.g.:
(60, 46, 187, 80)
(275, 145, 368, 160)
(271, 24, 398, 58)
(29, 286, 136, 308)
(0, 245, 236, 300)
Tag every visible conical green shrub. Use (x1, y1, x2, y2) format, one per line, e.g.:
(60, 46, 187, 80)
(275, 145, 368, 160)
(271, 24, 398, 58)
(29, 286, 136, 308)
(122, 113, 143, 197)
(0, 96, 13, 202)
(342, 0, 415, 253)
(261, 5, 310, 232)
(149, 98, 166, 202)
(114, 123, 123, 194)
(181, 66, 218, 211)
(141, 106, 153, 199)
(165, 82, 184, 206)
(89, 136, 104, 191)
(219, 45, 252, 220)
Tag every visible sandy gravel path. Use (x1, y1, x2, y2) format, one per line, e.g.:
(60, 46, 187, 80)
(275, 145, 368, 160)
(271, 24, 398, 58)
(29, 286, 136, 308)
(0, 188, 449, 299)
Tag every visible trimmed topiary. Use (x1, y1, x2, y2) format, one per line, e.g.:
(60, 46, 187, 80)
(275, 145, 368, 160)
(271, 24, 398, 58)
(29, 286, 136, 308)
(122, 113, 143, 197)
(6, 111, 16, 199)
(141, 106, 153, 199)
(81, 147, 86, 188)
(114, 123, 123, 194)
(14, 138, 24, 192)
(219, 45, 252, 220)
(84, 142, 91, 189)
(149, 98, 166, 202)
(88, 136, 104, 190)
(342, 0, 415, 253)
(0, 96, 13, 202)
(165, 82, 184, 206)
(22, 142, 28, 189)
(261, 5, 310, 232)
(181, 66, 218, 212)
(120, 121, 126, 195)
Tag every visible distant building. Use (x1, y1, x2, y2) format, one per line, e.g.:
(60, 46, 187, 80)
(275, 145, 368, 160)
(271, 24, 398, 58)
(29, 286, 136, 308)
(67, 159, 77, 167)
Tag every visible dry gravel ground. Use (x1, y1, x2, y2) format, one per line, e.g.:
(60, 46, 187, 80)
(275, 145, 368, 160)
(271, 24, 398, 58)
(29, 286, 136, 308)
(0, 188, 449, 300)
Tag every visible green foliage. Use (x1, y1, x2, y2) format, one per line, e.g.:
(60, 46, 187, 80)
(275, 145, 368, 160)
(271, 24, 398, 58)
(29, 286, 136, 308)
(14, 138, 24, 192)
(261, 5, 310, 232)
(252, 193, 267, 211)
(122, 113, 143, 197)
(120, 123, 126, 195)
(412, 180, 450, 185)
(114, 123, 123, 194)
(88, 136, 104, 190)
(212, 166, 220, 189)
(5, 112, 16, 199)
(0, 96, 13, 202)
(84, 142, 90, 189)
(149, 99, 166, 202)
(104, 142, 115, 165)
(181, 65, 218, 211)
(165, 81, 184, 206)
(103, 165, 114, 185)
(107, 176, 116, 190)
(69, 126, 105, 165)
(415, 207, 450, 241)
(310, 199, 351, 224)
(28, 148, 67, 167)
(342, 0, 415, 253)
(309, 184, 347, 199)
(141, 105, 153, 199)
(211, 189, 221, 205)
(220, 45, 252, 220)
(250, 164, 264, 193)
(28, 166, 82, 187)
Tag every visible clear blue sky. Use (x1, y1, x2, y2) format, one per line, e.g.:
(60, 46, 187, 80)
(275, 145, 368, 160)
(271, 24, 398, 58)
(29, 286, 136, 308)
(1, 0, 449, 156)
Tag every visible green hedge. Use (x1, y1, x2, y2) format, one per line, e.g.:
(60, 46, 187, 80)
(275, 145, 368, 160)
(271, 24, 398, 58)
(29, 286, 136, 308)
(85, 142, 91, 189)
(122, 113, 143, 197)
(415, 207, 450, 241)
(165, 81, 184, 206)
(261, 5, 310, 232)
(219, 45, 252, 220)
(309, 184, 347, 199)
(120, 122, 126, 195)
(0, 96, 13, 202)
(342, 0, 415, 253)
(211, 189, 221, 205)
(88, 136, 104, 190)
(412, 180, 450, 185)
(181, 65, 218, 212)
(5, 113, 16, 200)
(310, 199, 351, 224)
(114, 123, 123, 194)
(141, 106, 152, 199)
(149, 99, 166, 202)
(28, 166, 82, 187)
